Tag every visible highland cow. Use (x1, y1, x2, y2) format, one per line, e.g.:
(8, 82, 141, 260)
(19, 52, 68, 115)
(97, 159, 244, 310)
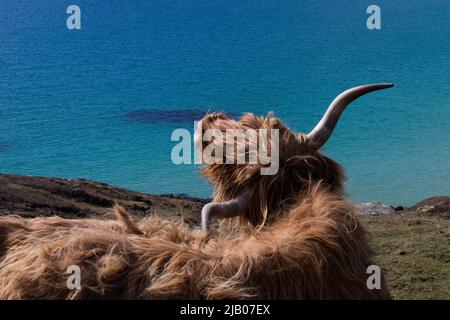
(0, 84, 393, 299)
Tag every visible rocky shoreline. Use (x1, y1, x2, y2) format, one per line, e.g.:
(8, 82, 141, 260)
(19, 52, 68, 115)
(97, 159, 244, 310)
(0, 174, 448, 222)
(0, 174, 206, 226)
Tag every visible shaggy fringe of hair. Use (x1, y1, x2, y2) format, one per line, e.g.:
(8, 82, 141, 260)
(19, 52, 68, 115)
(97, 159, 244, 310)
(0, 184, 390, 299)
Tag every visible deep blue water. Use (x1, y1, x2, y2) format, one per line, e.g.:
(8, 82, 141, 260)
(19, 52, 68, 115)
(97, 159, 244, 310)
(1, 0, 449, 206)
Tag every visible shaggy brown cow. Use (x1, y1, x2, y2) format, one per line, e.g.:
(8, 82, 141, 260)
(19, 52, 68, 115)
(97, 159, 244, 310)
(0, 84, 393, 299)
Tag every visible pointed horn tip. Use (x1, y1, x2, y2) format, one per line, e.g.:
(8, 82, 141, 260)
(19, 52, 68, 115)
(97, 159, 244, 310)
(305, 83, 394, 149)
(356, 83, 394, 90)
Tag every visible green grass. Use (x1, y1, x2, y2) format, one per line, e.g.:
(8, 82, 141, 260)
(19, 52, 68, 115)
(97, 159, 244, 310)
(361, 211, 450, 300)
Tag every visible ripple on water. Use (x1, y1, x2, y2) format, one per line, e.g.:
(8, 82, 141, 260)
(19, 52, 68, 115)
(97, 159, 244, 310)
(0, 143, 10, 152)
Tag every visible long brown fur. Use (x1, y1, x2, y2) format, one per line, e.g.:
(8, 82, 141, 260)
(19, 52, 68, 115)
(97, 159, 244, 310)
(0, 112, 391, 299)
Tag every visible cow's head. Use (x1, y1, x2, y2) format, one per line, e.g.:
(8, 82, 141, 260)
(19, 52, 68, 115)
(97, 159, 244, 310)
(196, 84, 393, 232)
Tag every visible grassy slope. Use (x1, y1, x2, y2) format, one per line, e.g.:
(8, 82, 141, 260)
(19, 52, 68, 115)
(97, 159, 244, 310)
(361, 211, 450, 299)
(1, 174, 448, 299)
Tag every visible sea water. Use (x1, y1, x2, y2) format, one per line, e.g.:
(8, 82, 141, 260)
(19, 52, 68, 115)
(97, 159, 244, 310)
(1, 0, 449, 206)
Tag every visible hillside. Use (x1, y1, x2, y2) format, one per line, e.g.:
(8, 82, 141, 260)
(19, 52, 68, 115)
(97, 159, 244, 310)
(0, 174, 448, 299)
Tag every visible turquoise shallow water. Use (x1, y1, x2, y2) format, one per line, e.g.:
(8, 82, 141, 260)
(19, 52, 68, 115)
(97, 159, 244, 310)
(0, 1, 449, 206)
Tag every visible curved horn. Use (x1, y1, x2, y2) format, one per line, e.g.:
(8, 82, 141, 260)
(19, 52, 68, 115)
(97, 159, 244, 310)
(306, 83, 394, 149)
(201, 192, 250, 233)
